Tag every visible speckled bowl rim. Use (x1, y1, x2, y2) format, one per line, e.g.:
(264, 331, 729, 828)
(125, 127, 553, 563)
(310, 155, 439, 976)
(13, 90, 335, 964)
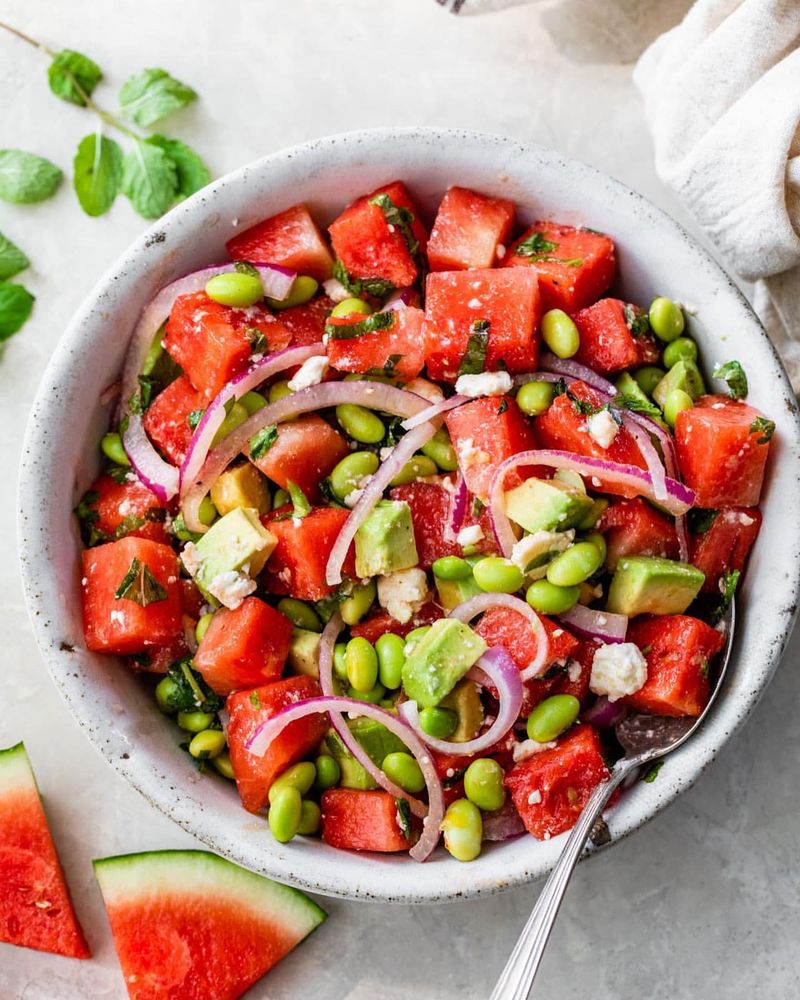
(17, 127, 800, 903)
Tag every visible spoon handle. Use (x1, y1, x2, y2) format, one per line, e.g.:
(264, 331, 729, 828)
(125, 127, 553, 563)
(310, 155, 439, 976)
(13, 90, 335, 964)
(489, 759, 635, 1000)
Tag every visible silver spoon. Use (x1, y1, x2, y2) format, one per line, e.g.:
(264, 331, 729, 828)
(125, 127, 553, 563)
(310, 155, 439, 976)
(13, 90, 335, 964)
(490, 599, 736, 1000)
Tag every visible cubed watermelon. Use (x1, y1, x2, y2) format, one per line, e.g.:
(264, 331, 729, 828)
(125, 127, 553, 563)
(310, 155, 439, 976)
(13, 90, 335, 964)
(80, 474, 168, 546)
(597, 498, 679, 570)
(194, 597, 293, 696)
(247, 415, 349, 501)
(691, 507, 762, 594)
(474, 609, 579, 674)
(348, 602, 443, 644)
(278, 296, 333, 347)
(326, 306, 425, 379)
(424, 268, 541, 381)
(320, 788, 411, 853)
(427, 186, 515, 271)
(573, 298, 660, 374)
(261, 506, 356, 600)
(504, 221, 616, 313)
(225, 203, 334, 282)
(143, 374, 206, 466)
(675, 395, 773, 507)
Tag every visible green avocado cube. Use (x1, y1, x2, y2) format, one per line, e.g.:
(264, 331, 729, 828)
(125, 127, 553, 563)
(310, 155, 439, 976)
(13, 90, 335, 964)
(355, 500, 418, 578)
(287, 628, 320, 677)
(435, 574, 482, 612)
(615, 372, 668, 428)
(189, 507, 276, 594)
(324, 718, 408, 790)
(504, 478, 594, 535)
(401, 618, 487, 709)
(607, 555, 705, 616)
(652, 359, 706, 409)
(440, 678, 484, 742)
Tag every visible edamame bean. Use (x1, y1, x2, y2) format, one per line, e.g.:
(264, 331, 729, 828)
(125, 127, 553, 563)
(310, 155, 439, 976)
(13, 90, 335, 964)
(546, 542, 603, 587)
(177, 710, 216, 733)
(421, 429, 458, 471)
(432, 556, 472, 581)
(267, 275, 318, 311)
(525, 579, 580, 615)
(516, 380, 556, 416)
(333, 642, 349, 682)
(346, 682, 386, 704)
(582, 532, 607, 564)
(648, 297, 685, 342)
(663, 337, 697, 369)
(329, 451, 380, 501)
(142, 330, 164, 376)
(101, 432, 130, 467)
(336, 403, 385, 444)
(441, 799, 483, 862)
(273, 488, 290, 508)
(345, 637, 379, 693)
(195, 612, 214, 645)
(633, 366, 666, 396)
(664, 388, 693, 428)
(382, 752, 425, 794)
(340, 580, 377, 626)
(315, 754, 341, 791)
(541, 309, 580, 359)
(198, 496, 218, 527)
(277, 597, 322, 632)
(269, 786, 302, 843)
(212, 752, 235, 780)
(526, 694, 580, 743)
(389, 455, 438, 486)
(404, 626, 430, 649)
(240, 390, 268, 415)
(473, 557, 524, 594)
(268, 761, 317, 804)
(268, 380, 293, 404)
(155, 675, 181, 714)
(376, 632, 406, 690)
(205, 271, 264, 308)
(464, 758, 506, 812)
(211, 400, 248, 446)
(298, 799, 321, 836)
(331, 297, 371, 317)
(419, 706, 458, 740)
(189, 729, 227, 760)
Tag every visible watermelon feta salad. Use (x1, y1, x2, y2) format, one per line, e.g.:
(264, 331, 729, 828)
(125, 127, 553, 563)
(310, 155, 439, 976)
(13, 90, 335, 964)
(76, 181, 774, 862)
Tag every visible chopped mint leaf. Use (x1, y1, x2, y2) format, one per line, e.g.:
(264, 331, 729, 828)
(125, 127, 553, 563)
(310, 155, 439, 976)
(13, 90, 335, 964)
(164, 659, 221, 713)
(368, 192, 419, 259)
(623, 303, 650, 337)
(249, 690, 262, 709)
(114, 557, 168, 606)
(749, 416, 775, 444)
(394, 797, 413, 840)
(709, 568, 740, 626)
(48, 49, 103, 106)
(74, 491, 108, 546)
(128, 375, 156, 415)
(643, 761, 663, 783)
(458, 319, 490, 376)
(325, 310, 395, 341)
(331, 259, 395, 299)
(287, 480, 312, 519)
(688, 508, 719, 535)
(514, 231, 557, 258)
(119, 67, 197, 127)
(249, 425, 278, 461)
(497, 399, 508, 415)
(615, 393, 662, 421)
(187, 409, 205, 431)
(365, 353, 403, 378)
(713, 360, 748, 400)
(245, 327, 267, 354)
(471, 497, 484, 518)
(234, 261, 260, 279)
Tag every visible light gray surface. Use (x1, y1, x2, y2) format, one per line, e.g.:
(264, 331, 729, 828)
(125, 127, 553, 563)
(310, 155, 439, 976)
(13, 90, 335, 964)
(1, 1, 798, 997)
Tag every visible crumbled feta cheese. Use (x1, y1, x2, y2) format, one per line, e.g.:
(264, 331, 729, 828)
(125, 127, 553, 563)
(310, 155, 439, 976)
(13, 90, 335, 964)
(457, 438, 490, 468)
(322, 278, 351, 302)
(180, 541, 203, 578)
(496, 243, 506, 260)
(467, 297, 483, 309)
(457, 524, 484, 547)
(455, 371, 513, 398)
(527, 789, 542, 805)
(110, 610, 125, 625)
(206, 570, 257, 610)
(567, 659, 582, 683)
(292, 517, 303, 528)
(586, 409, 619, 449)
(343, 488, 364, 508)
(590, 642, 648, 702)
(510, 530, 574, 577)
(377, 567, 429, 624)
(738, 512, 755, 525)
(288, 355, 329, 392)
(512, 739, 557, 763)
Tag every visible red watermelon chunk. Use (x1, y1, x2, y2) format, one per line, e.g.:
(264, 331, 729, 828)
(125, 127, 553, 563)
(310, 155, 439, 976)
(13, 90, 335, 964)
(143, 375, 206, 467)
(505, 725, 610, 840)
(278, 296, 332, 346)
(261, 506, 356, 600)
(597, 498, 679, 570)
(348, 601, 443, 644)
(81, 474, 168, 546)
(424, 268, 541, 381)
(504, 221, 616, 313)
(227, 676, 328, 814)
(0, 743, 89, 959)
(691, 507, 762, 593)
(194, 597, 292, 696)
(624, 615, 725, 717)
(247, 415, 349, 501)
(427, 186, 515, 271)
(474, 609, 579, 674)
(573, 298, 660, 374)
(94, 849, 326, 1000)
(675, 395, 773, 507)
(326, 307, 425, 380)
(81, 537, 183, 654)
(225, 203, 334, 282)
(321, 789, 411, 853)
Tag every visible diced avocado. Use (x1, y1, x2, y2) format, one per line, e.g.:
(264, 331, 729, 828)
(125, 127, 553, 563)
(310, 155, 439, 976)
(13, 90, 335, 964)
(607, 555, 704, 616)
(435, 574, 482, 611)
(210, 462, 271, 516)
(355, 500, 418, 578)
(287, 628, 320, 677)
(324, 717, 408, 790)
(188, 507, 276, 593)
(440, 678, 484, 742)
(504, 478, 594, 534)
(615, 372, 668, 428)
(652, 360, 706, 409)
(401, 618, 487, 709)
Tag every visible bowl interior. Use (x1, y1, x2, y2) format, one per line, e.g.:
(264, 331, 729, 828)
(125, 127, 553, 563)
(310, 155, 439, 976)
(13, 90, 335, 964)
(18, 128, 800, 903)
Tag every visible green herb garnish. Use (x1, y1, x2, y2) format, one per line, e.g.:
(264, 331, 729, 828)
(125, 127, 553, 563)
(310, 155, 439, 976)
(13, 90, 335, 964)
(114, 557, 168, 606)
(713, 360, 748, 400)
(0, 232, 30, 280)
(331, 259, 395, 300)
(365, 353, 403, 378)
(287, 480, 312, 519)
(119, 67, 197, 127)
(615, 393, 662, 421)
(513, 231, 582, 266)
(325, 310, 395, 341)
(688, 508, 719, 535)
(749, 415, 775, 444)
(128, 375, 156, 415)
(249, 425, 278, 461)
(458, 319, 490, 376)
(394, 798, 413, 840)
(187, 409, 205, 431)
(623, 303, 650, 337)
(368, 192, 420, 259)
(643, 761, 663, 784)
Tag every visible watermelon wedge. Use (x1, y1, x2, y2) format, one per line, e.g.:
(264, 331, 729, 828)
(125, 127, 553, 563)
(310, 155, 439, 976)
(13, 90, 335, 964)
(94, 850, 327, 1000)
(0, 742, 90, 959)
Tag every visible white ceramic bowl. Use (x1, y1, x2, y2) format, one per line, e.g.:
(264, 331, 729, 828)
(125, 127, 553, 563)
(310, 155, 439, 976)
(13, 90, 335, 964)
(18, 128, 800, 903)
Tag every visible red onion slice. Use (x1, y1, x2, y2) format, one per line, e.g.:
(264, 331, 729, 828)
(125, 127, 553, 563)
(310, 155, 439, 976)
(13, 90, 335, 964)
(557, 603, 628, 643)
(245, 695, 445, 863)
(181, 381, 431, 533)
(179, 343, 324, 493)
(621, 419, 668, 501)
(539, 352, 618, 396)
(676, 513, 690, 563)
(449, 592, 549, 681)
(398, 647, 523, 755)
(582, 695, 627, 729)
(444, 474, 468, 543)
(482, 799, 526, 841)
(401, 394, 467, 431)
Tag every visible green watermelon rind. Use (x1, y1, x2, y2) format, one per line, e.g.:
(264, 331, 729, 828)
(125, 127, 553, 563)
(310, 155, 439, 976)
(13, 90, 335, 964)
(93, 849, 327, 937)
(0, 742, 36, 791)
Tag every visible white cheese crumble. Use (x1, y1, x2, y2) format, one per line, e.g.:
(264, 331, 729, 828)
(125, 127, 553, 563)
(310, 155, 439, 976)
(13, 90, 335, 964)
(496, 243, 506, 260)
(457, 524, 484, 547)
(590, 642, 648, 702)
(180, 541, 203, 578)
(586, 409, 619, 450)
(322, 278, 351, 303)
(288, 355, 329, 392)
(527, 789, 542, 805)
(455, 371, 513, 398)
(377, 567, 429, 624)
(343, 488, 364, 509)
(512, 739, 557, 763)
(567, 659, 582, 683)
(510, 530, 574, 577)
(206, 570, 257, 610)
